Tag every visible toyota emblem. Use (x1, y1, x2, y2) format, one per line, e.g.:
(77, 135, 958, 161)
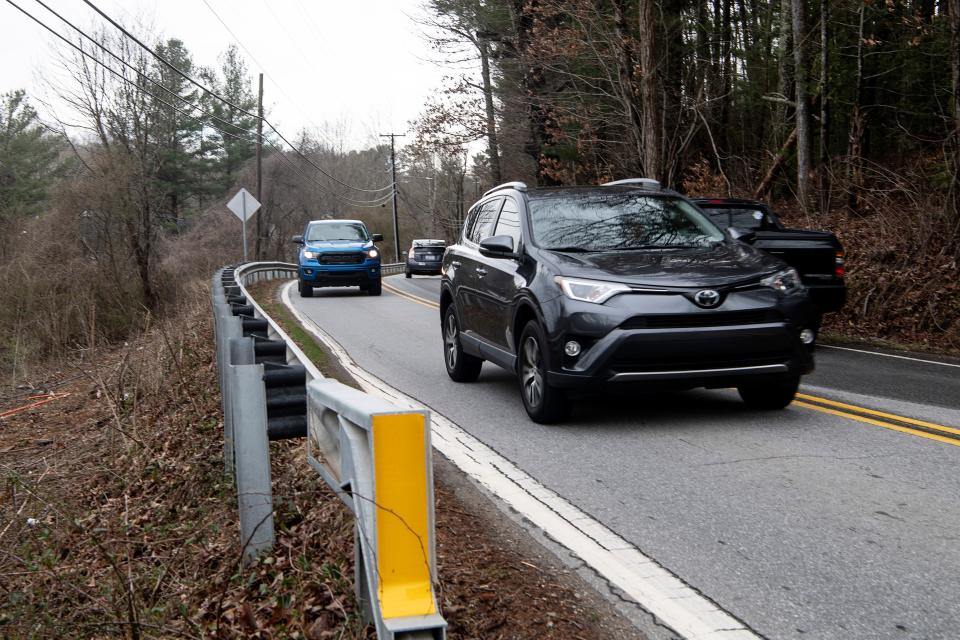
(694, 289, 721, 308)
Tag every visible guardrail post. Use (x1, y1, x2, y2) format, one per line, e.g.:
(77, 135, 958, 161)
(216, 302, 241, 476)
(307, 379, 446, 640)
(229, 336, 274, 564)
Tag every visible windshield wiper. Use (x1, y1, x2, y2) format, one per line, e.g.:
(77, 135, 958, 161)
(544, 246, 594, 253)
(612, 244, 705, 250)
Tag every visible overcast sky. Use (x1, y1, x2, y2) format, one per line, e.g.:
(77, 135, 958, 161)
(0, 0, 450, 150)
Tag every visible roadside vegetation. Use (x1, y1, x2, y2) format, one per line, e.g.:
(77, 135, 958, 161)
(0, 3, 957, 634)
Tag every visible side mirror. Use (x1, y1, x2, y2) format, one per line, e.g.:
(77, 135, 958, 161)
(292, 235, 304, 244)
(479, 235, 516, 256)
(371, 233, 384, 242)
(727, 227, 755, 243)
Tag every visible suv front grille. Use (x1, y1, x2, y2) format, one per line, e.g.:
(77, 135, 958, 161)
(319, 252, 364, 265)
(621, 309, 782, 330)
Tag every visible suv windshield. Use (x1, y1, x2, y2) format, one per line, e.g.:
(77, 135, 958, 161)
(306, 222, 368, 242)
(529, 193, 724, 251)
(700, 207, 771, 232)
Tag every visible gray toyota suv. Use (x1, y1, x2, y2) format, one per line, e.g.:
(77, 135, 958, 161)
(439, 179, 817, 423)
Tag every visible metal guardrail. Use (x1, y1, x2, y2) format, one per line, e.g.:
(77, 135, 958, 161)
(381, 262, 405, 276)
(212, 262, 445, 639)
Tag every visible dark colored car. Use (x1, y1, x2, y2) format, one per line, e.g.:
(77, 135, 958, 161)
(440, 180, 818, 423)
(693, 198, 846, 319)
(293, 219, 383, 297)
(405, 239, 447, 278)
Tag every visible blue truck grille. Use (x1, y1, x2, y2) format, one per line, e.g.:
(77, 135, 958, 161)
(319, 252, 364, 265)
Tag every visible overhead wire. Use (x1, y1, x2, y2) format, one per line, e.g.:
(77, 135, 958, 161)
(197, 0, 340, 150)
(80, 0, 396, 198)
(10, 0, 396, 208)
(27, 0, 259, 140)
(7, 0, 249, 153)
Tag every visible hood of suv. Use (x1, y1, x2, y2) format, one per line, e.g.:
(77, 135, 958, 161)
(545, 242, 784, 288)
(305, 240, 372, 251)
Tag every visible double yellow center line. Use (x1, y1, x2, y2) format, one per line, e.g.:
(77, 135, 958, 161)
(794, 393, 960, 447)
(382, 280, 440, 310)
(380, 278, 959, 448)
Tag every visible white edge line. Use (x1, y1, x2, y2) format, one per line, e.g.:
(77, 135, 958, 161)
(280, 280, 760, 640)
(819, 344, 960, 368)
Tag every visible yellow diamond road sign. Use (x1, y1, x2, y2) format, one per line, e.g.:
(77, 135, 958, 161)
(227, 188, 261, 221)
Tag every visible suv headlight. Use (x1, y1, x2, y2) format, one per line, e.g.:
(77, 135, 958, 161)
(554, 276, 631, 304)
(368, 248, 379, 259)
(302, 250, 320, 260)
(760, 268, 802, 294)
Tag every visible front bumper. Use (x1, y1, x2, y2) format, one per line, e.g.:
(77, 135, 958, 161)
(540, 289, 816, 390)
(299, 261, 381, 286)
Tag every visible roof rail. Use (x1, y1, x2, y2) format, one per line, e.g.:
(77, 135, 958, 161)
(482, 181, 528, 198)
(603, 178, 661, 190)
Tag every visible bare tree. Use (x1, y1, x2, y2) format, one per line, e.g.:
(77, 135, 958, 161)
(792, 0, 812, 210)
(638, 0, 662, 180)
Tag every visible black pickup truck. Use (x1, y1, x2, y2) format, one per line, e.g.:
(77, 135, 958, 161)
(693, 198, 846, 319)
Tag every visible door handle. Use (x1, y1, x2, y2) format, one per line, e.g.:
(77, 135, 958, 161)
(451, 260, 462, 267)
(476, 267, 487, 276)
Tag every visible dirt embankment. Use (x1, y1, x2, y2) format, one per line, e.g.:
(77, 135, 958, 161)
(0, 281, 643, 639)
(776, 206, 960, 354)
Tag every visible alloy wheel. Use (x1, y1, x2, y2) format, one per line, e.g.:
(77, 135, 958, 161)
(444, 313, 459, 370)
(521, 335, 543, 408)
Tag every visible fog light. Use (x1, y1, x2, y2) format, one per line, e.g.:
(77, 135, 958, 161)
(800, 328, 816, 345)
(304, 268, 313, 275)
(564, 340, 581, 357)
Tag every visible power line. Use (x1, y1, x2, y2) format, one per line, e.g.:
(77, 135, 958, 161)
(267, 146, 394, 208)
(27, 0, 259, 140)
(7, 0, 250, 149)
(9, 0, 393, 210)
(80, 0, 395, 196)
(197, 0, 339, 149)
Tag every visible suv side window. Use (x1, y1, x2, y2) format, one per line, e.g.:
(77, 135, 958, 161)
(462, 205, 480, 242)
(493, 197, 522, 249)
(469, 198, 503, 244)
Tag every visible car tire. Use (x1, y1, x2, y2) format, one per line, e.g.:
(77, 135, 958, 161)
(518, 321, 571, 424)
(405, 270, 412, 278)
(298, 279, 313, 298)
(442, 306, 482, 382)
(367, 280, 382, 296)
(737, 375, 800, 410)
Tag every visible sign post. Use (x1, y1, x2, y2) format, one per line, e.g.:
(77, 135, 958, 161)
(227, 188, 262, 262)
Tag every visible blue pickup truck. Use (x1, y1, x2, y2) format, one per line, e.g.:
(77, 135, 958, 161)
(293, 219, 384, 297)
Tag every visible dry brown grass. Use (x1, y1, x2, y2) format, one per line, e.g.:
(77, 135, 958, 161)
(0, 283, 370, 639)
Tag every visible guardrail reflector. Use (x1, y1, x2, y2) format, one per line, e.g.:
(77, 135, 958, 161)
(372, 412, 437, 619)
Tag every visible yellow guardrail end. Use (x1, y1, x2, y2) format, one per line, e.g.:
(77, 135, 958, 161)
(372, 412, 437, 619)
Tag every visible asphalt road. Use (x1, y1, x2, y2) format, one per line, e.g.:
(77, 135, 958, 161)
(292, 275, 960, 640)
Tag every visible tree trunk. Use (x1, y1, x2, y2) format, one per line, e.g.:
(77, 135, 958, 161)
(818, 0, 830, 214)
(613, 0, 644, 168)
(847, 1, 866, 214)
(775, 0, 794, 144)
(478, 38, 502, 184)
(755, 127, 797, 199)
(949, 0, 960, 220)
(792, 0, 812, 211)
(638, 0, 662, 180)
(719, 0, 732, 153)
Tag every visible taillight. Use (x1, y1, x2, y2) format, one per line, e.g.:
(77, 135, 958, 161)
(408, 248, 415, 259)
(834, 250, 845, 278)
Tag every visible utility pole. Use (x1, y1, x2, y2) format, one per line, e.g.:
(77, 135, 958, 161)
(255, 73, 264, 259)
(380, 132, 405, 261)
